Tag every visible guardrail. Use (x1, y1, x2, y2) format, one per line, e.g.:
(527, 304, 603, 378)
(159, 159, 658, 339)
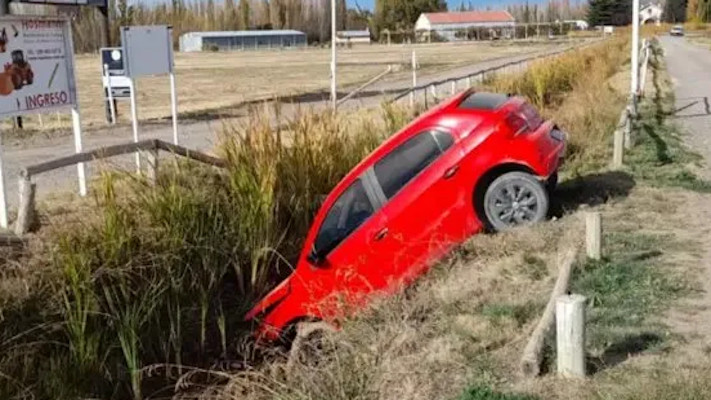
(15, 139, 227, 235)
(612, 37, 653, 169)
(389, 38, 606, 107)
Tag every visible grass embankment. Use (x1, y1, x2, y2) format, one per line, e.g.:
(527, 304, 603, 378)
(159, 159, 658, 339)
(0, 37, 639, 400)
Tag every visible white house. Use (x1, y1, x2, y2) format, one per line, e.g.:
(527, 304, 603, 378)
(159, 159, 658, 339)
(415, 10, 516, 41)
(640, 3, 663, 25)
(565, 20, 590, 30)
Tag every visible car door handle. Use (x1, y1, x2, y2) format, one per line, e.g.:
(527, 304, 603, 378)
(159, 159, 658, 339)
(374, 228, 389, 241)
(443, 165, 460, 179)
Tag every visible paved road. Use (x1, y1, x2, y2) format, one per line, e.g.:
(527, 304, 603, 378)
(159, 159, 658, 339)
(0, 40, 589, 211)
(661, 36, 711, 180)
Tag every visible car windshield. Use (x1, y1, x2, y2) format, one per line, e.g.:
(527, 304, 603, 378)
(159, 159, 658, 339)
(313, 179, 374, 257)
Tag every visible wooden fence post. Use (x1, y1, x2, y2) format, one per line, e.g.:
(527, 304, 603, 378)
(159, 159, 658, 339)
(613, 126, 624, 169)
(144, 147, 159, 185)
(14, 175, 36, 236)
(556, 294, 587, 378)
(624, 106, 634, 150)
(585, 212, 602, 260)
(520, 246, 578, 377)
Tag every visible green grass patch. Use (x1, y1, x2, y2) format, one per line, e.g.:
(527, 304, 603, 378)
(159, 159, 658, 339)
(570, 231, 687, 357)
(627, 41, 711, 193)
(457, 386, 539, 400)
(627, 112, 711, 192)
(480, 302, 540, 327)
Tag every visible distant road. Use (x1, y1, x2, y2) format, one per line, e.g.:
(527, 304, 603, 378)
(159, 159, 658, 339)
(661, 35, 711, 180)
(1, 39, 591, 210)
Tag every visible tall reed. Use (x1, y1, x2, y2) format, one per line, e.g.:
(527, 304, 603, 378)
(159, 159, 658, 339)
(0, 104, 409, 400)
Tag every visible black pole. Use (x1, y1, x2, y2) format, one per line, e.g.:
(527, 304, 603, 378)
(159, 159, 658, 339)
(99, 5, 110, 47)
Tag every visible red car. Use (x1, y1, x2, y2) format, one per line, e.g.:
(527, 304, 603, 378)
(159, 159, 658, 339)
(245, 90, 566, 342)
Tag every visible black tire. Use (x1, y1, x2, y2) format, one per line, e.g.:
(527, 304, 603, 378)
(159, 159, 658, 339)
(546, 171, 559, 194)
(483, 171, 549, 232)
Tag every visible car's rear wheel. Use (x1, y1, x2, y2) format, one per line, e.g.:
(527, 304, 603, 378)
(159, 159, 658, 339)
(483, 171, 549, 232)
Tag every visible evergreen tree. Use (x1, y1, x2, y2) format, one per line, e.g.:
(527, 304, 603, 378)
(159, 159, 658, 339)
(587, 0, 631, 26)
(338, 0, 348, 30)
(373, 0, 447, 36)
(664, 0, 688, 22)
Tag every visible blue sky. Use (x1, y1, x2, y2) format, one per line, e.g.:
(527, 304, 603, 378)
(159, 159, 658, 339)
(347, 0, 541, 11)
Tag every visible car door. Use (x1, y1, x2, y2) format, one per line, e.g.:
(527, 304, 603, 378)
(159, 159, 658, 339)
(372, 128, 471, 287)
(298, 176, 391, 318)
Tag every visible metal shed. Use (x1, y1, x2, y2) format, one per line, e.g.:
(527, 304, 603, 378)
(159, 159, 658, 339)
(179, 30, 307, 52)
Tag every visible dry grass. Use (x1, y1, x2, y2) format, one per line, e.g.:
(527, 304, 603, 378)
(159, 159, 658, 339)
(203, 219, 585, 400)
(0, 36, 660, 400)
(199, 37, 711, 400)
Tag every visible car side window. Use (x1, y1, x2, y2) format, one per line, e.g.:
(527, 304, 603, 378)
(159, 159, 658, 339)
(374, 130, 453, 199)
(433, 130, 454, 152)
(314, 179, 375, 257)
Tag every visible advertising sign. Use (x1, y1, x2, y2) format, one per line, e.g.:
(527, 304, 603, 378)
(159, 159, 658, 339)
(100, 47, 130, 99)
(119, 25, 179, 146)
(121, 25, 174, 78)
(0, 17, 76, 117)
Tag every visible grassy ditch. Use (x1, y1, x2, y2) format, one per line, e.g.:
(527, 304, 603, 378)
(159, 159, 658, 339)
(202, 39, 633, 400)
(0, 39, 630, 400)
(0, 106, 409, 400)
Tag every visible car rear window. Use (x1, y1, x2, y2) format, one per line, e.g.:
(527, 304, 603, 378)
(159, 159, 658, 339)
(458, 92, 509, 111)
(374, 131, 448, 199)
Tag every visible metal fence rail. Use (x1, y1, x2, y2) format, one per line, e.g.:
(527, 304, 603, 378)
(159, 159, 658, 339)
(389, 38, 606, 107)
(15, 139, 227, 236)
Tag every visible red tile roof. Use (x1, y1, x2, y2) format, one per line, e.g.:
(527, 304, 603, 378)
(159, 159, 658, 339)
(423, 11, 515, 25)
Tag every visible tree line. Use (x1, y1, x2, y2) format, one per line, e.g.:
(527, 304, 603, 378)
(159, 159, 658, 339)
(28, 0, 707, 54)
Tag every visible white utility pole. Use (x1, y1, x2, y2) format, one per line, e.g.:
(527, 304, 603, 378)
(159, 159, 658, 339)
(330, 0, 337, 111)
(631, 0, 641, 96)
(410, 50, 417, 107)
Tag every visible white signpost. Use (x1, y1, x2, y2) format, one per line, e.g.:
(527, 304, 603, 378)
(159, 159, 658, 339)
(0, 16, 83, 229)
(120, 25, 178, 172)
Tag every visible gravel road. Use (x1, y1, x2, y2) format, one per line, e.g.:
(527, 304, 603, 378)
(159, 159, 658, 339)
(0, 40, 586, 212)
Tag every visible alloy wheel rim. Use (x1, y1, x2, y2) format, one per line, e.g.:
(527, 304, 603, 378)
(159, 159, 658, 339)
(488, 183, 538, 226)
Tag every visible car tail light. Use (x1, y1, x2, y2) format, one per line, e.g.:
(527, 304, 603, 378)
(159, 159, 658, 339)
(520, 103, 543, 130)
(502, 112, 529, 137)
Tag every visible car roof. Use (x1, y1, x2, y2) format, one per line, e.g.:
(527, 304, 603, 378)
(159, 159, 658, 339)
(327, 90, 514, 197)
